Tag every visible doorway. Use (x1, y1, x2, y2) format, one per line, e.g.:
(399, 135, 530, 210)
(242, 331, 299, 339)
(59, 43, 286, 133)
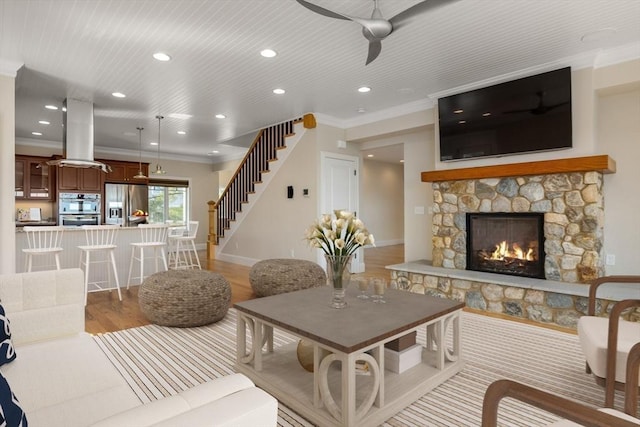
(319, 152, 363, 272)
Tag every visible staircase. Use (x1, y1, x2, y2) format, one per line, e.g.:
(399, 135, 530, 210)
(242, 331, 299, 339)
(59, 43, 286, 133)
(207, 114, 316, 258)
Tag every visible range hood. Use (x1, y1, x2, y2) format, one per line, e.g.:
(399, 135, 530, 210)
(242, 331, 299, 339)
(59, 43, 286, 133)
(47, 99, 111, 173)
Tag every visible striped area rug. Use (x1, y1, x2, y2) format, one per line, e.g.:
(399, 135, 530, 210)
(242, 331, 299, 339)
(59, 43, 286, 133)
(93, 309, 628, 426)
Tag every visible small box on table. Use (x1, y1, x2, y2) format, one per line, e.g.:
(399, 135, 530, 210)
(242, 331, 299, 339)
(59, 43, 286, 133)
(384, 343, 422, 374)
(384, 331, 416, 352)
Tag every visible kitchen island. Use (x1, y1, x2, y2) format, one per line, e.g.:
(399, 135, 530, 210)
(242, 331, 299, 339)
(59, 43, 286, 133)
(15, 226, 166, 287)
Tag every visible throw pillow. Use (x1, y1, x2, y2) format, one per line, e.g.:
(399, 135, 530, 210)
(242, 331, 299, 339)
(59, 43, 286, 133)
(0, 304, 16, 366)
(0, 372, 28, 426)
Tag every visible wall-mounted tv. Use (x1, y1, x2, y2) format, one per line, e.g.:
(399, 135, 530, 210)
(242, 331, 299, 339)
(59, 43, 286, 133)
(438, 67, 572, 162)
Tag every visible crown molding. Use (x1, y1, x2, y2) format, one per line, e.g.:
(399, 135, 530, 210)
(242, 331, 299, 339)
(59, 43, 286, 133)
(315, 98, 434, 130)
(0, 59, 23, 78)
(15, 137, 240, 165)
(594, 41, 640, 68)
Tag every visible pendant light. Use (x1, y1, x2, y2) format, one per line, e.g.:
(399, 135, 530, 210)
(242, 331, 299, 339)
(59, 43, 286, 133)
(152, 115, 166, 175)
(133, 126, 147, 179)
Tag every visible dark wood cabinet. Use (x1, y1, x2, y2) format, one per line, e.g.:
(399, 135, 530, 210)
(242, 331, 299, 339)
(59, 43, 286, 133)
(103, 160, 149, 183)
(57, 166, 102, 192)
(15, 155, 54, 200)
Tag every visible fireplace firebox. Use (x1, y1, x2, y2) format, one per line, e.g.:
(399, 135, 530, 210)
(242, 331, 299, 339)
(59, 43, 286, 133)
(466, 213, 545, 279)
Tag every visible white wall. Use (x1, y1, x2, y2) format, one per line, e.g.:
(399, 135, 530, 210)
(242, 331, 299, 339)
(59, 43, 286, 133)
(597, 88, 640, 274)
(361, 159, 404, 246)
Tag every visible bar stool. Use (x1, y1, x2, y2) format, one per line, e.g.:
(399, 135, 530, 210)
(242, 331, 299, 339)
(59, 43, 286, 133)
(168, 221, 201, 270)
(78, 225, 121, 305)
(127, 224, 169, 288)
(22, 226, 65, 272)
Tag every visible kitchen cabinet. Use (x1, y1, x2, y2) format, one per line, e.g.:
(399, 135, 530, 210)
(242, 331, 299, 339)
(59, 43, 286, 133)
(15, 155, 54, 200)
(103, 160, 149, 183)
(57, 166, 103, 192)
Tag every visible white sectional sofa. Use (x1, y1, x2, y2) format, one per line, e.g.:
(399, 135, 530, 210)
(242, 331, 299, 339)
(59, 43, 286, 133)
(0, 268, 278, 427)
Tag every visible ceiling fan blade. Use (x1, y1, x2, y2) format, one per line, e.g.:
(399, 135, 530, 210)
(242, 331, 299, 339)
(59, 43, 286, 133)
(365, 40, 382, 65)
(390, 0, 459, 31)
(295, 0, 352, 21)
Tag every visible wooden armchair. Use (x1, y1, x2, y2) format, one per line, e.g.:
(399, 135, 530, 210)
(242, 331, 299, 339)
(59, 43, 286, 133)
(577, 275, 640, 407)
(482, 342, 640, 426)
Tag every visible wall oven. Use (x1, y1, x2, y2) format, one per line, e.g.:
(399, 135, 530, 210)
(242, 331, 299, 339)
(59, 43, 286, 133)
(58, 193, 101, 226)
(58, 214, 101, 227)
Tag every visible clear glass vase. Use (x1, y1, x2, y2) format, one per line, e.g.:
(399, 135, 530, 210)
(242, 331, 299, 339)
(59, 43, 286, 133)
(325, 254, 353, 309)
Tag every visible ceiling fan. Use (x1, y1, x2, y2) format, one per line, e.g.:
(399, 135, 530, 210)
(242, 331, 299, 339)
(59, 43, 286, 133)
(295, 0, 457, 65)
(503, 91, 570, 115)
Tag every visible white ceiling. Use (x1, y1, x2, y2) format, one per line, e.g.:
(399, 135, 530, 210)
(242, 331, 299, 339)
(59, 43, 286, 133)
(1, 0, 639, 164)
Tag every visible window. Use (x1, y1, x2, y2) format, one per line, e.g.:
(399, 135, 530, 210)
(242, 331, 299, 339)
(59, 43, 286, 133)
(148, 179, 189, 225)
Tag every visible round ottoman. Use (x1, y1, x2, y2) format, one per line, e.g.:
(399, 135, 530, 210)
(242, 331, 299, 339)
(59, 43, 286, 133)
(249, 259, 326, 297)
(139, 269, 231, 327)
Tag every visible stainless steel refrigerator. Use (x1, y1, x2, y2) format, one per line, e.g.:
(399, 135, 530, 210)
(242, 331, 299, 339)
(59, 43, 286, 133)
(104, 183, 149, 227)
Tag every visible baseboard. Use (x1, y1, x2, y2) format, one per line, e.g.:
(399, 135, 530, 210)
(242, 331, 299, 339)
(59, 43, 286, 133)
(372, 239, 404, 247)
(215, 252, 259, 267)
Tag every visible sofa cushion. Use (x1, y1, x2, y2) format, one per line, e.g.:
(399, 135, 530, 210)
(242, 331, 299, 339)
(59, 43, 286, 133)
(1, 333, 140, 427)
(0, 305, 16, 366)
(0, 372, 28, 426)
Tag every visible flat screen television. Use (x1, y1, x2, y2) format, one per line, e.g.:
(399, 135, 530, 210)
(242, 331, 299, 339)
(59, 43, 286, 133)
(438, 67, 572, 162)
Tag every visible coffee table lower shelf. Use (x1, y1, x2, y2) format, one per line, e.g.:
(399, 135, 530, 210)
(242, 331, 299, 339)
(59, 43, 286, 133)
(235, 310, 464, 427)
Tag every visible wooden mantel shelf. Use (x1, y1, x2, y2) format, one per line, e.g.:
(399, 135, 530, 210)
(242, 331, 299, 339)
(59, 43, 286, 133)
(421, 155, 616, 182)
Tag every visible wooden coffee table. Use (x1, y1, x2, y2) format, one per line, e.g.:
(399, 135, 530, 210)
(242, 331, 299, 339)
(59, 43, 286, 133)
(234, 286, 465, 427)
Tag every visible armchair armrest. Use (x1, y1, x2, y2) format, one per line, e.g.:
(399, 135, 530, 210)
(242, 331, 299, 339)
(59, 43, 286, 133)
(586, 276, 640, 316)
(481, 379, 639, 427)
(605, 298, 640, 407)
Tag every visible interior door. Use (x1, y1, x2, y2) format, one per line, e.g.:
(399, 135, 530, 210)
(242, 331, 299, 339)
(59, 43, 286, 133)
(320, 152, 363, 273)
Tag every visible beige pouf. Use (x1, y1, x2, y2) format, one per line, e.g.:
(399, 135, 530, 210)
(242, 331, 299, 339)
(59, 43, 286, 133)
(139, 269, 231, 327)
(249, 259, 326, 297)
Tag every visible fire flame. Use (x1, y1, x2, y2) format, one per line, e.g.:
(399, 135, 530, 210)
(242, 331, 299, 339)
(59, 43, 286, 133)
(489, 241, 535, 261)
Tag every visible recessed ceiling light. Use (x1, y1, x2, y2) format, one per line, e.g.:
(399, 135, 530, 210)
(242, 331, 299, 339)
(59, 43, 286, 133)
(38, 120, 50, 125)
(112, 92, 126, 98)
(458, 120, 466, 124)
(177, 131, 186, 135)
(482, 112, 491, 117)
(168, 113, 192, 120)
(273, 88, 285, 95)
(367, 154, 374, 158)
(150, 142, 158, 146)
(357, 107, 366, 113)
(45, 105, 58, 110)
(260, 49, 277, 58)
(207, 150, 220, 155)
(454, 109, 463, 114)
(153, 52, 171, 61)
(215, 114, 226, 119)
(31, 132, 43, 136)
(358, 86, 371, 93)
(400, 159, 405, 163)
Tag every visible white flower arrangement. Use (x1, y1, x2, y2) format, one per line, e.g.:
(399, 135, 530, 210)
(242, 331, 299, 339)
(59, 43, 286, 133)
(305, 210, 375, 256)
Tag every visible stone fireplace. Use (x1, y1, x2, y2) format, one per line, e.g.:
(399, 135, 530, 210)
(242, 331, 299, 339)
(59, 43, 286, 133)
(425, 156, 615, 284)
(466, 212, 545, 279)
(387, 156, 621, 329)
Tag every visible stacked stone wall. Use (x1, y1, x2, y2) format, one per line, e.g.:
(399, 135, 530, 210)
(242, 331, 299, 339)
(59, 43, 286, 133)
(389, 270, 638, 330)
(431, 172, 605, 283)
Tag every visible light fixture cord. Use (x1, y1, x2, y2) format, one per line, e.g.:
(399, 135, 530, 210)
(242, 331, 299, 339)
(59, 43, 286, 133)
(156, 115, 164, 168)
(137, 126, 144, 170)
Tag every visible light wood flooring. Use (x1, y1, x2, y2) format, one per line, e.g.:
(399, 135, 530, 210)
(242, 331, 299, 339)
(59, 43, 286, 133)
(85, 244, 405, 334)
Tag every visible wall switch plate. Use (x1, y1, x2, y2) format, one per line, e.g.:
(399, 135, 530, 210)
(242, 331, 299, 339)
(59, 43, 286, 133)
(606, 254, 616, 265)
(414, 206, 425, 215)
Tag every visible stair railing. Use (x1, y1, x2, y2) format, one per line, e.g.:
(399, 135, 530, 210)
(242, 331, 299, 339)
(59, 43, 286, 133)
(207, 114, 316, 258)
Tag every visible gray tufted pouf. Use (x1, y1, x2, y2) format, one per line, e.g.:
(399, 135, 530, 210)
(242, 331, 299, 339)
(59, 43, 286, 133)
(249, 258, 326, 297)
(139, 269, 231, 327)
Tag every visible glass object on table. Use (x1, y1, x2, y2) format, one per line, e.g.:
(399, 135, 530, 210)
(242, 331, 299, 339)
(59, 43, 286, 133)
(370, 277, 387, 304)
(353, 277, 369, 299)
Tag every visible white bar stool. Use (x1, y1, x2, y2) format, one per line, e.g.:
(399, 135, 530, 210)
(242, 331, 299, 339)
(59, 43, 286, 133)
(127, 224, 169, 288)
(22, 226, 65, 272)
(168, 221, 201, 270)
(78, 225, 121, 305)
